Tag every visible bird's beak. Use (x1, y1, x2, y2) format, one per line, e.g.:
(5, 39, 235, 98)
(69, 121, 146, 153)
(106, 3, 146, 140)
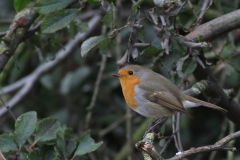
(112, 74, 122, 77)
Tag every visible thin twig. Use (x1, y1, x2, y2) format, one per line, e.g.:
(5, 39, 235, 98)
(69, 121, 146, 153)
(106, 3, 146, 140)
(187, 0, 198, 18)
(174, 0, 188, 16)
(176, 113, 183, 151)
(0, 32, 6, 38)
(0, 94, 16, 121)
(172, 116, 180, 152)
(191, 0, 213, 28)
(22, 22, 41, 41)
(99, 116, 127, 138)
(209, 118, 228, 160)
(212, 49, 240, 73)
(126, 104, 133, 160)
(159, 135, 174, 155)
(85, 54, 107, 129)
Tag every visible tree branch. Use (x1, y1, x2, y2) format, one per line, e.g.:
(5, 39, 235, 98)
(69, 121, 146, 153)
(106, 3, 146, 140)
(185, 10, 240, 126)
(166, 130, 239, 160)
(186, 9, 240, 42)
(0, 15, 102, 117)
(0, 6, 39, 73)
(137, 130, 240, 160)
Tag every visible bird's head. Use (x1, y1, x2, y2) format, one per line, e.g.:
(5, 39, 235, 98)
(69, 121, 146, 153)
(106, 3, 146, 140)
(112, 65, 148, 83)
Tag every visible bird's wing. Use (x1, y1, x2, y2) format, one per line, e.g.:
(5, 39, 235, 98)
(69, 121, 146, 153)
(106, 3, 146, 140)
(143, 91, 193, 118)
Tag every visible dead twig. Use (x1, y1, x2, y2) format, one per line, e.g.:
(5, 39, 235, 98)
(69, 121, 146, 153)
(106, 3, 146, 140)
(85, 54, 107, 129)
(0, 94, 16, 121)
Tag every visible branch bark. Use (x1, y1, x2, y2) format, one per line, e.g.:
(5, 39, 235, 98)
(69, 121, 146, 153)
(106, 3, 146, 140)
(186, 9, 240, 42)
(137, 131, 240, 160)
(185, 9, 240, 126)
(0, 6, 39, 73)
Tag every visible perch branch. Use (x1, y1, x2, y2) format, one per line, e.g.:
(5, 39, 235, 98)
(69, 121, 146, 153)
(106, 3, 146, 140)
(137, 131, 240, 160)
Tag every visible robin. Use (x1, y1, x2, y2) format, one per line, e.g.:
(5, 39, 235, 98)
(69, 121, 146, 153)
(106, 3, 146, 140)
(112, 65, 227, 135)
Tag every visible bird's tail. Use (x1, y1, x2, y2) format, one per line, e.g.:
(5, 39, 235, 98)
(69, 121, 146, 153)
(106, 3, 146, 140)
(182, 94, 227, 113)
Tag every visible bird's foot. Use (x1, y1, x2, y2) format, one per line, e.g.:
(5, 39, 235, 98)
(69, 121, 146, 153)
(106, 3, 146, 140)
(143, 117, 168, 138)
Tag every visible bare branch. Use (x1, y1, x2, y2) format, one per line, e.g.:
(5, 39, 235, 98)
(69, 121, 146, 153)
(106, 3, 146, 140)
(0, 76, 28, 94)
(186, 9, 240, 42)
(0, 94, 16, 121)
(0, 6, 39, 73)
(133, 43, 150, 48)
(136, 133, 163, 160)
(192, 0, 213, 28)
(0, 15, 102, 117)
(159, 135, 174, 155)
(85, 53, 107, 129)
(187, 0, 198, 18)
(166, 130, 239, 160)
(172, 116, 180, 152)
(212, 48, 240, 73)
(99, 116, 127, 138)
(138, 130, 240, 160)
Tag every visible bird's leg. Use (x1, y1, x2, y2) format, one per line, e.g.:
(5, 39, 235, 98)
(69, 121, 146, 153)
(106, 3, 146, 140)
(143, 117, 168, 138)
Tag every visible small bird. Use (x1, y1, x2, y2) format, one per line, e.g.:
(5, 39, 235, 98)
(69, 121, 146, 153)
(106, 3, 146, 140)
(112, 65, 227, 134)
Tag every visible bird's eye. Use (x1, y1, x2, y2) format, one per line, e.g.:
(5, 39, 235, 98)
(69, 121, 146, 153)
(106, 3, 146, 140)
(128, 71, 133, 75)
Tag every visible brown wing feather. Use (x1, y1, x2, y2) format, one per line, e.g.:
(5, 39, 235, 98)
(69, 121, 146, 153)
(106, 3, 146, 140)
(144, 91, 194, 118)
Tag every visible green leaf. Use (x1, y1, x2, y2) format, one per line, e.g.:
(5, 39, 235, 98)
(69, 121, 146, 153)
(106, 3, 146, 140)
(74, 131, 103, 157)
(35, 0, 71, 15)
(98, 37, 116, 49)
(56, 134, 65, 157)
(65, 139, 77, 159)
(87, 0, 100, 5)
(60, 66, 91, 95)
(152, 38, 162, 49)
(56, 132, 76, 159)
(27, 151, 43, 160)
(225, 63, 235, 76)
(171, 36, 187, 53)
(20, 153, 28, 160)
(182, 58, 197, 74)
(197, 34, 203, 42)
(15, 111, 37, 148)
(45, 150, 58, 160)
(138, 30, 145, 42)
(220, 44, 235, 58)
(81, 35, 107, 57)
(141, 46, 161, 57)
(56, 124, 67, 136)
(33, 118, 61, 145)
(141, 38, 163, 57)
(162, 51, 180, 66)
(131, 0, 144, 12)
(41, 9, 79, 33)
(102, 3, 116, 28)
(14, 0, 30, 12)
(0, 134, 18, 152)
(69, 22, 89, 38)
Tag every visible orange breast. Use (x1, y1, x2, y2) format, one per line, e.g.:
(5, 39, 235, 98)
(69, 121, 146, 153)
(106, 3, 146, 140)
(119, 76, 142, 109)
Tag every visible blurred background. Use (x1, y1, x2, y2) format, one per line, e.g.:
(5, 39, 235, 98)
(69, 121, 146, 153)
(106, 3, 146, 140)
(0, 0, 240, 159)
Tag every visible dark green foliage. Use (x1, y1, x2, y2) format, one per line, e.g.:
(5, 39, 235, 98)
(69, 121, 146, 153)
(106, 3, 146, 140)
(14, 0, 31, 12)
(0, 112, 102, 160)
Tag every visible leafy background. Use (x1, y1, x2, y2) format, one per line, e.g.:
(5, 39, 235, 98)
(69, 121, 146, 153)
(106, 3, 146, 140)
(0, 0, 240, 159)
